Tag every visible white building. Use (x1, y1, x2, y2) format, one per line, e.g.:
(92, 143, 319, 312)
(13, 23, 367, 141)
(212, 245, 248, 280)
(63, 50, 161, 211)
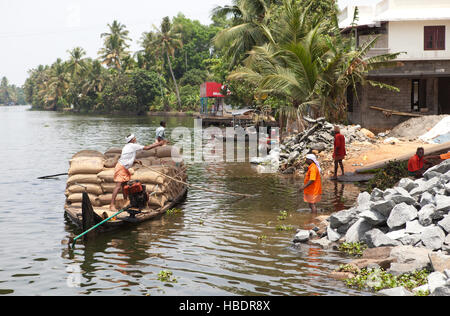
(339, 0, 450, 130)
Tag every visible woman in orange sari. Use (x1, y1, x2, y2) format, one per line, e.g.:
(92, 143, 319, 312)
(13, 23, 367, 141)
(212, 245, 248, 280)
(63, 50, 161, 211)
(298, 154, 322, 213)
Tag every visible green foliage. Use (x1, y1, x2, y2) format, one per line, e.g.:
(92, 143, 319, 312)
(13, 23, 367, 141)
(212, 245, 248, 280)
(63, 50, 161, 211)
(344, 268, 430, 293)
(338, 242, 368, 257)
(166, 208, 183, 215)
(367, 160, 409, 193)
(179, 85, 200, 111)
(130, 68, 161, 113)
(157, 270, 178, 283)
(276, 224, 294, 231)
(277, 210, 288, 221)
(0, 76, 26, 105)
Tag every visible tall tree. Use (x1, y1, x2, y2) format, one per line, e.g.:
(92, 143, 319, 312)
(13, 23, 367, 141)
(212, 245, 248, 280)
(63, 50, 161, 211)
(212, 0, 276, 68)
(98, 20, 131, 70)
(151, 17, 183, 110)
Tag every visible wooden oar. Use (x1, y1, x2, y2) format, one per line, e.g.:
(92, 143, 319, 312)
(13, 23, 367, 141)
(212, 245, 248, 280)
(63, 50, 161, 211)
(38, 173, 68, 180)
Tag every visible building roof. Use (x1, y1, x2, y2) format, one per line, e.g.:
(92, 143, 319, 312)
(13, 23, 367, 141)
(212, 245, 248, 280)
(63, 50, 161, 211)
(339, 0, 450, 28)
(375, 8, 450, 22)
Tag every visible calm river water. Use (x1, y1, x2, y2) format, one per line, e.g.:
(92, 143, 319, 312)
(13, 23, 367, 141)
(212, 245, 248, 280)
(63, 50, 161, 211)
(0, 106, 369, 296)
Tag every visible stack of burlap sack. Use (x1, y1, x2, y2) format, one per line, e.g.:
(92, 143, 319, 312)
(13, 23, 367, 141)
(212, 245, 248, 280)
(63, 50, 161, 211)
(65, 146, 186, 209)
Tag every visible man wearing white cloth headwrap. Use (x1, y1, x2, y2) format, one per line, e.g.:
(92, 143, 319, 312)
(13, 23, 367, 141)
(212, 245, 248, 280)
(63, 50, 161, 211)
(298, 154, 322, 212)
(110, 134, 163, 211)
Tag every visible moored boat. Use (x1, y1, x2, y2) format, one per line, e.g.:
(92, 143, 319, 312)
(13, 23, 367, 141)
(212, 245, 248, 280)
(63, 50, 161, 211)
(64, 146, 188, 232)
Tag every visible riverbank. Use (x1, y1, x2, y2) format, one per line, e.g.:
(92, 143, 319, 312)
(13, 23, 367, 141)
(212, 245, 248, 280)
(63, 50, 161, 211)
(278, 116, 449, 179)
(293, 158, 450, 296)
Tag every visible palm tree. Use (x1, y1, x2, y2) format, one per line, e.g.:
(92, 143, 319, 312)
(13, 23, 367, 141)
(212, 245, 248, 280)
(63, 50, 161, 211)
(44, 59, 70, 110)
(212, 0, 276, 68)
(67, 47, 87, 77)
(151, 17, 183, 110)
(98, 20, 131, 70)
(229, 1, 402, 123)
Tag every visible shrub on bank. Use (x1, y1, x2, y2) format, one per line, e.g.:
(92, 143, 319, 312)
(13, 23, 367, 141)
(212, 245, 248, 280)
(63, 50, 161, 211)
(367, 160, 409, 193)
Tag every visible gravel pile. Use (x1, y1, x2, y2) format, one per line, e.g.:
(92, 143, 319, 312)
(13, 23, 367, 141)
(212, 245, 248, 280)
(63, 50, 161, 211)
(279, 117, 374, 174)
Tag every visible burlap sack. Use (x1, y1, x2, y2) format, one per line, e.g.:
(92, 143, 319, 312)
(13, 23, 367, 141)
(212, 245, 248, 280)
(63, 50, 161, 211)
(136, 148, 157, 159)
(67, 174, 101, 186)
(156, 145, 181, 158)
(97, 193, 124, 206)
(131, 168, 167, 185)
(68, 183, 103, 195)
(105, 148, 122, 155)
(145, 183, 167, 194)
(98, 168, 115, 183)
(67, 193, 102, 207)
(148, 193, 168, 208)
(72, 150, 105, 159)
(69, 156, 105, 175)
(101, 183, 118, 194)
(104, 156, 119, 168)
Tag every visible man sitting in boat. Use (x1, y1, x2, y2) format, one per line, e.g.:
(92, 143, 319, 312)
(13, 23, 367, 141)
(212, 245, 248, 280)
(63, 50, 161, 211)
(155, 121, 168, 145)
(110, 134, 163, 211)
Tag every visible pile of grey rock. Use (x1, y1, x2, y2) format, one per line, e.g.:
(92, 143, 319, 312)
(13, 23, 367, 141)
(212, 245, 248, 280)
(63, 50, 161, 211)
(293, 159, 450, 295)
(279, 117, 373, 173)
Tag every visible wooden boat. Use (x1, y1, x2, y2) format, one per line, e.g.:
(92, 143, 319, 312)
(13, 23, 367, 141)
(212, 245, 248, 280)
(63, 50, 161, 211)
(64, 186, 188, 232)
(64, 146, 188, 233)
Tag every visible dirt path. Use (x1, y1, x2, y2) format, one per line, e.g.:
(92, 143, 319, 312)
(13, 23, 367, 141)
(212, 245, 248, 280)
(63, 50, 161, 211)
(319, 140, 438, 177)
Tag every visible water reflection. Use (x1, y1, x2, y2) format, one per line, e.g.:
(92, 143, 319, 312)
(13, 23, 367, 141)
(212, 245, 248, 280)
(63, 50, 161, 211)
(0, 106, 368, 296)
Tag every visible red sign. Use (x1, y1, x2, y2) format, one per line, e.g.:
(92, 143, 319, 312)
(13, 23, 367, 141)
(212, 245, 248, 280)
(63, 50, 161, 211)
(200, 82, 225, 98)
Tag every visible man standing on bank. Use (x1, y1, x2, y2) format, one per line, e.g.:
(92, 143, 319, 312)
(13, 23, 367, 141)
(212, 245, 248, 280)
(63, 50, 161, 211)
(332, 125, 346, 180)
(298, 154, 323, 213)
(110, 134, 163, 211)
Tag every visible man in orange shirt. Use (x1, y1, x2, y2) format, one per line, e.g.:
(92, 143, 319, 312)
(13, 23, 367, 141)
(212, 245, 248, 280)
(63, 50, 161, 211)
(408, 147, 428, 178)
(299, 154, 322, 213)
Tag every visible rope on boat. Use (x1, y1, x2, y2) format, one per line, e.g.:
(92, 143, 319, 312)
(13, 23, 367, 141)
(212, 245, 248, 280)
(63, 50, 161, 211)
(138, 164, 258, 199)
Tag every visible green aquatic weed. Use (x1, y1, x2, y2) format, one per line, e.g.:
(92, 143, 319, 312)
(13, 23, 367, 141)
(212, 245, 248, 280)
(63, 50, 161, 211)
(166, 208, 183, 216)
(344, 268, 430, 293)
(277, 210, 288, 221)
(276, 224, 294, 231)
(157, 270, 177, 283)
(338, 242, 368, 257)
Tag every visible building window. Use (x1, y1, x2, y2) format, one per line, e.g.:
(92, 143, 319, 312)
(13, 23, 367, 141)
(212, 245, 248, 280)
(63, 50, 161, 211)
(424, 26, 445, 50)
(411, 79, 427, 112)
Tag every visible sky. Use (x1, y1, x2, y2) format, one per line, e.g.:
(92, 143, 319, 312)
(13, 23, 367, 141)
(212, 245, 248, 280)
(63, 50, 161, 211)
(0, 0, 380, 86)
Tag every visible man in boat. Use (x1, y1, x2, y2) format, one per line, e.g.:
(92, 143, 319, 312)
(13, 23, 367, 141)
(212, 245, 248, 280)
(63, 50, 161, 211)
(298, 154, 322, 213)
(110, 134, 163, 211)
(155, 121, 168, 145)
(332, 125, 346, 180)
(407, 147, 431, 178)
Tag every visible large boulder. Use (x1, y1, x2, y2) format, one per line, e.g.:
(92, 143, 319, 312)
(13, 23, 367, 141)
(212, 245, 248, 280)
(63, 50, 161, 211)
(387, 203, 418, 229)
(438, 215, 450, 233)
(329, 208, 358, 229)
(364, 229, 402, 248)
(345, 218, 373, 243)
(424, 159, 450, 175)
(388, 245, 432, 275)
(420, 225, 446, 250)
(435, 195, 450, 213)
(371, 200, 396, 217)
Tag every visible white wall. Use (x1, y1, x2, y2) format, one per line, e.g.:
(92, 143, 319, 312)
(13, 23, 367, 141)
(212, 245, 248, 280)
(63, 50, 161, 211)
(389, 20, 450, 60)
